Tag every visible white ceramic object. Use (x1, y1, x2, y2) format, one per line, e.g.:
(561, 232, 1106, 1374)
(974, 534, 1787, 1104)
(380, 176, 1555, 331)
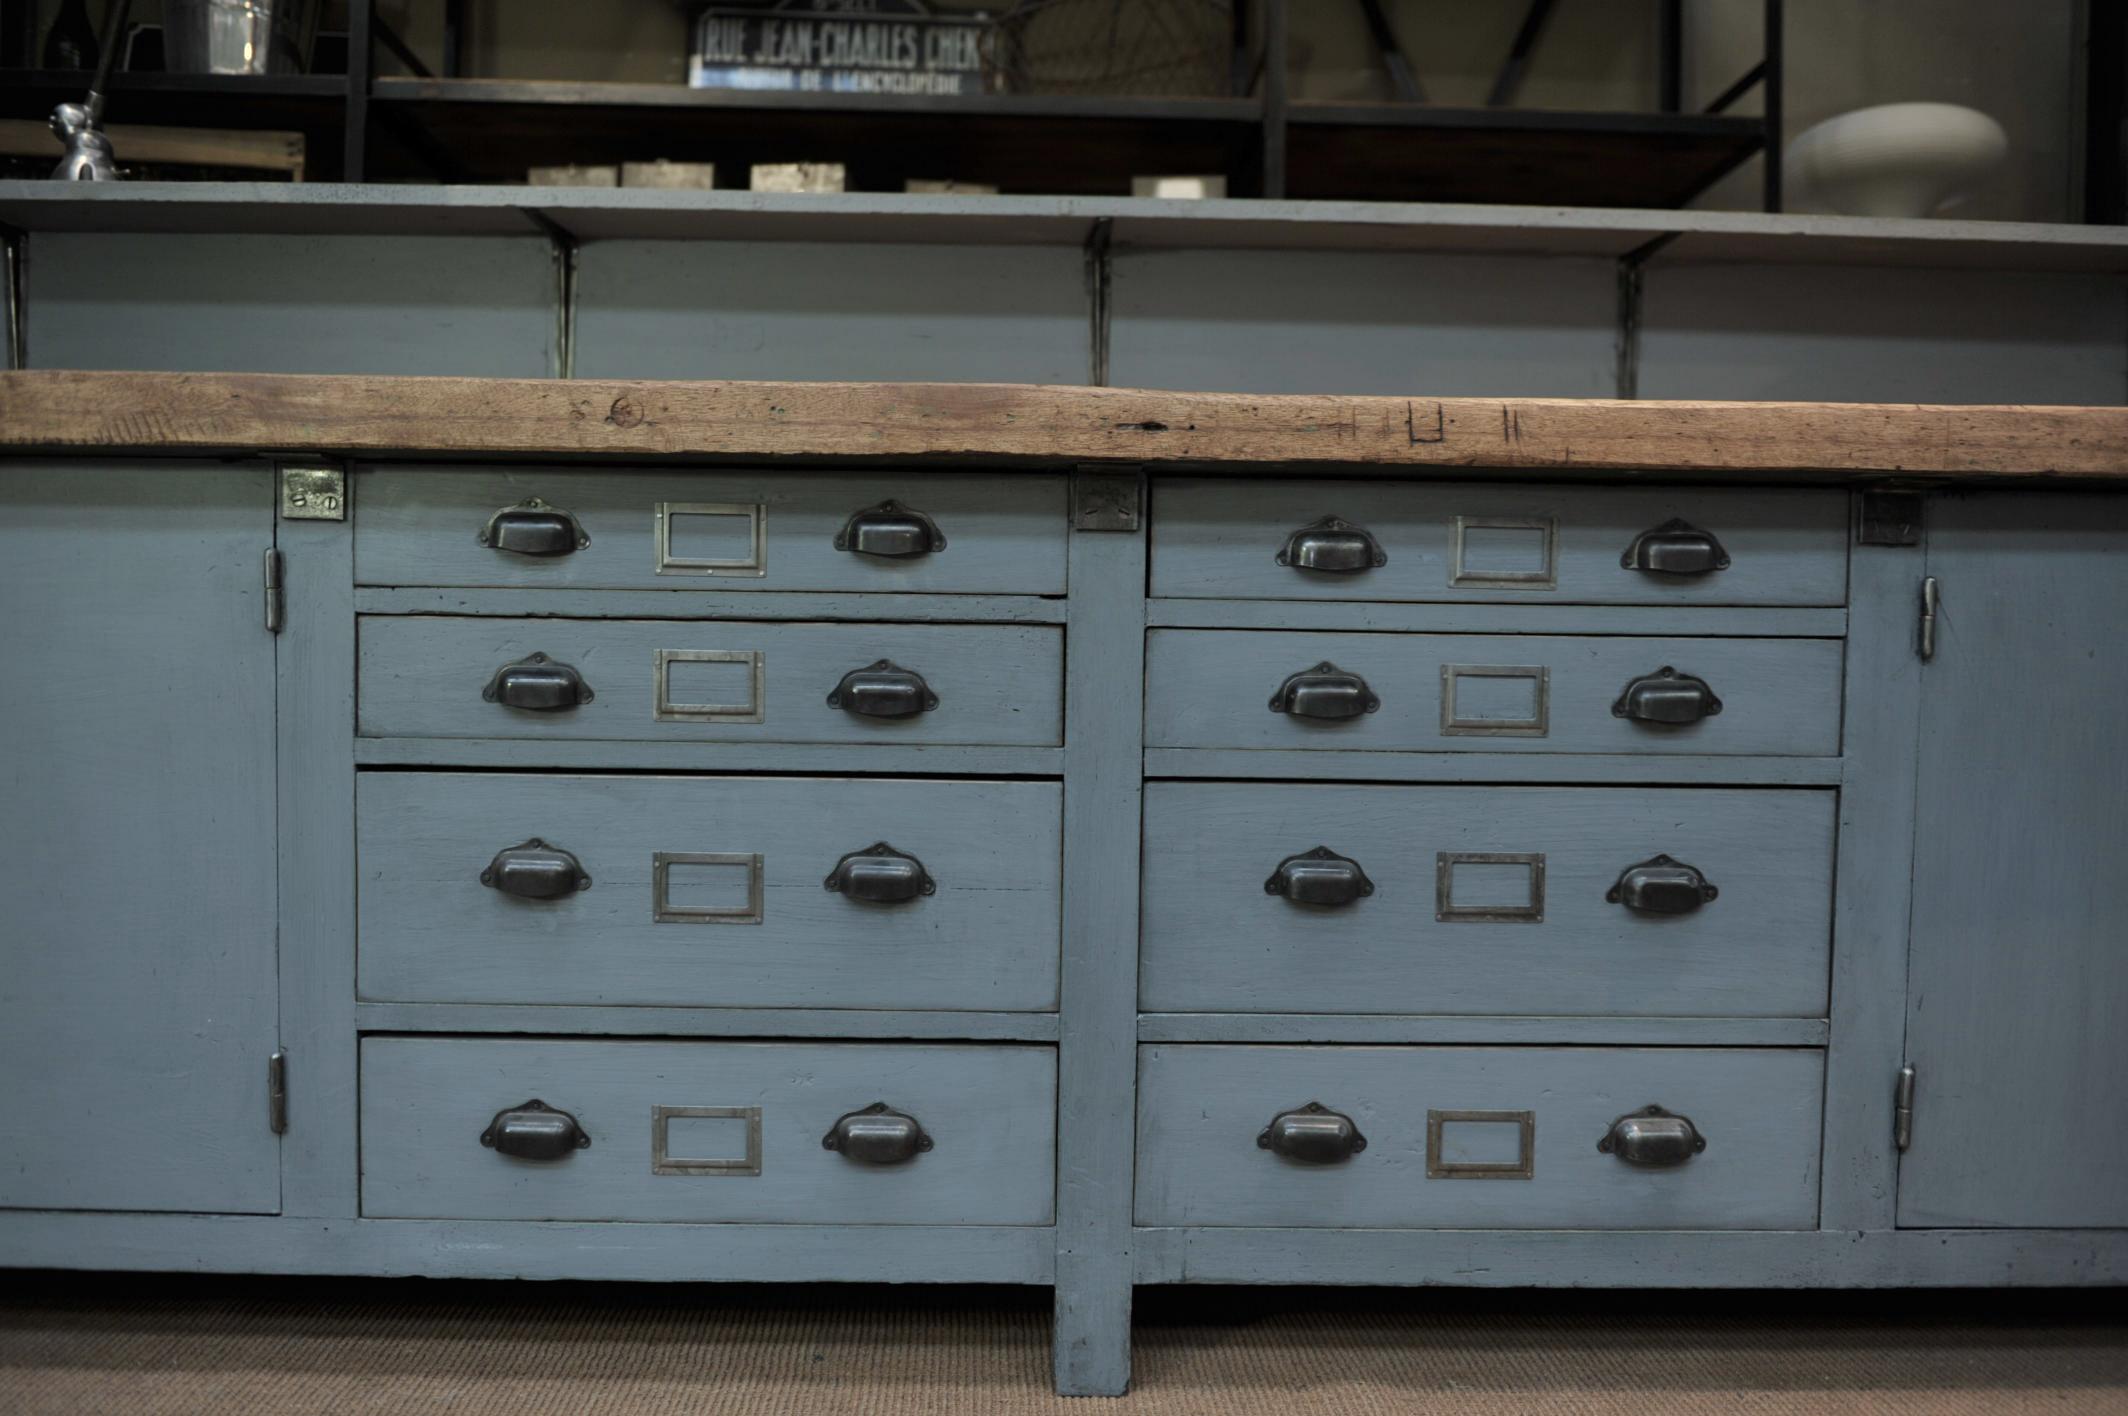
(1785, 102, 2008, 218)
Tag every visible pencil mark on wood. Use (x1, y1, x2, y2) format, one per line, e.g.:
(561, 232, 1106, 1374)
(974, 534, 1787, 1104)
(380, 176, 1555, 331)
(1408, 401, 1446, 445)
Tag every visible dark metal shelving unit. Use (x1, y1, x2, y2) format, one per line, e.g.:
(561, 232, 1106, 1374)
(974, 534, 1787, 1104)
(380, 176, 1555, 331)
(363, 80, 1263, 193)
(2, 0, 1786, 209)
(0, 68, 353, 176)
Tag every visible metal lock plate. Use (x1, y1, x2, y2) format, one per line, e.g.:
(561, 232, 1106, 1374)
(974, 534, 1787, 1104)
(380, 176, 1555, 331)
(280, 465, 346, 521)
(1857, 490, 1924, 546)
(1073, 470, 1141, 532)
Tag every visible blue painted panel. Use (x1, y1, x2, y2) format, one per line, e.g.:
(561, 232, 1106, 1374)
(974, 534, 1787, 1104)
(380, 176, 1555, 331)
(24, 233, 555, 375)
(1899, 492, 2128, 1228)
(1640, 265, 2127, 404)
(573, 240, 1089, 384)
(1110, 249, 1616, 396)
(0, 463, 280, 1213)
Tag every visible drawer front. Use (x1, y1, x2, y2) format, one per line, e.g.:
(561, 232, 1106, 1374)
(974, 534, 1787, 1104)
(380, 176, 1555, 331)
(357, 467, 1068, 594)
(1151, 480, 1847, 605)
(1140, 783, 1834, 1017)
(359, 773, 1060, 1010)
(1135, 1045, 1822, 1229)
(360, 617, 1061, 745)
(1146, 629, 1841, 755)
(361, 1037, 1056, 1223)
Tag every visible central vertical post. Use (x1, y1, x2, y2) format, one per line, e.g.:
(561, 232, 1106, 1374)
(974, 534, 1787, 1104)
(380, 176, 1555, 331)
(1053, 468, 1147, 1396)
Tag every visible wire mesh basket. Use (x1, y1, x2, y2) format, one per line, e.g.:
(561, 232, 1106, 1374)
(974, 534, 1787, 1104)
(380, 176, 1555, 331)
(987, 0, 1233, 98)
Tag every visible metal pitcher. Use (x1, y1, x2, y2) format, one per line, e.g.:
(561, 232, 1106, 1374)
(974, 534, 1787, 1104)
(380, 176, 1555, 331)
(163, 0, 321, 75)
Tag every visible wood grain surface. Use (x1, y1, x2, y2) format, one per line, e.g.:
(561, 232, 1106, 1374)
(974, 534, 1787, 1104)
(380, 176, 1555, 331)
(4, 370, 2126, 479)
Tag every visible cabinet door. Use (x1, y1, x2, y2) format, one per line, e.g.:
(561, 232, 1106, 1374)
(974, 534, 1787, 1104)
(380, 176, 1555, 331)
(0, 465, 281, 1213)
(1897, 492, 2128, 1228)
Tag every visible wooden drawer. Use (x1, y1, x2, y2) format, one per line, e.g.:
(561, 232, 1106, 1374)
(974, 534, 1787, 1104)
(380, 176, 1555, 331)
(358, 772, 1060, 1010)
(1140, 783, 1834, 1017)
(1150, 479, 1847, 605)
(356, 467, 1068, 594)
(1135, 1045, 1822, 1229)
(360, 1037, 1056, 1223)
(1145, 629, 1840, 756)
(359, 617, 1061, 746)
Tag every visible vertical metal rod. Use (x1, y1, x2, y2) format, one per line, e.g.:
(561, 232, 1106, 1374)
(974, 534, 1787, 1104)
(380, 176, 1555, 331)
(554, 233, 578, 380)
(2, 227, 23, 371)
(1658, 0, 1683, 112)
(1762, 0, 1783, 211)
(1261, 0, 1287, 199)
(1228, 0, 1249, 97)
(1084, 217, 1113, 388)
(522, 209, 579, 378)
(443, 0, 468, 78)
(1614, 233, 1674, 402)
(87, 0, 131, 105)
(344, 0, 373, 181)
(1615, 259, 1643, 400)
(2083, 0, 2126, 222)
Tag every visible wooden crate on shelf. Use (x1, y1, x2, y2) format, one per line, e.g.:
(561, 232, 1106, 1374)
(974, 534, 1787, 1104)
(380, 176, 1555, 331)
(0, 118, 305, 180)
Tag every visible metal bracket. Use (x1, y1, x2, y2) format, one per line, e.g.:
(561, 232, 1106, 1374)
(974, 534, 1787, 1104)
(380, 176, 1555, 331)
(279, 464, 347, 521)
(1073, 467, 1141, 532)
(1858, 490, 1924, 546)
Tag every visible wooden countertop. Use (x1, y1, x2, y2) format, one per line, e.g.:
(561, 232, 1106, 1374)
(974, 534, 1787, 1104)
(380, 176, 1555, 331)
(2, 370, 2125, 481)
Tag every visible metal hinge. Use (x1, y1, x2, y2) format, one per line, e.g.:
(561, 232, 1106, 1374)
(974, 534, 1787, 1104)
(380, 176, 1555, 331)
(268, 1051, 288, 1135)
(1918, 576, 1939, 661)
(1893, 1063, 1916, 1151)
(263, 548, 285, 634)
(1072, 466, 1141, 532)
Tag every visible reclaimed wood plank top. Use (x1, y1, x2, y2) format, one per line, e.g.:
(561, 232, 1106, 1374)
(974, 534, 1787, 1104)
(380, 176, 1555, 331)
(2, 370, 2124, 480)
